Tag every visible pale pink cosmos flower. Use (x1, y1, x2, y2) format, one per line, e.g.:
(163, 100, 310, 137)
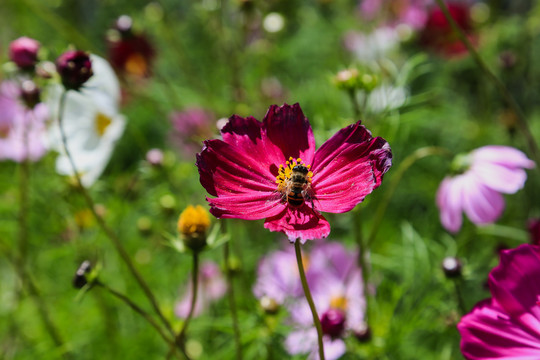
(170, 107, 216, 159)
(0, 81, 48, 162)
(436, 146, 535, 233)
(175, 261, 227, 318)
(285, 242, 366, 360)
(197, 103, 392, 242)
(458, 244, 540, 359)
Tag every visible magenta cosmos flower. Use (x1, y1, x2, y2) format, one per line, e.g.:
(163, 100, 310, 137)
(436, 146, 534, 233)
(458, 244, 540, 359)
(196, 103, 392, 242)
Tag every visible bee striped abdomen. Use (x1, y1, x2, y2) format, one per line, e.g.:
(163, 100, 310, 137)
(287, 191, 304, 207)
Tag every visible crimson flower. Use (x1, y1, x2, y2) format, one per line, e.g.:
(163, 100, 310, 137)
(196, 103, 392, 242)
(458, 244, 540, 359)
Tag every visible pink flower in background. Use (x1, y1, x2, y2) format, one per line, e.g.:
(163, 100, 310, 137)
(9, 36, 40, 68)
(253, 245, 303, 306)
(458, 244, 540, 359)
(197, 103, 392, 242)
(285, 242, 366, 360)
(419, 2, 476, 57)
(0, 81, 48, 162)
(359, 0, 431, 30)
(170, 107, 216, 159)
(436, 146, 534, 233)
(175, 261, 227, 318)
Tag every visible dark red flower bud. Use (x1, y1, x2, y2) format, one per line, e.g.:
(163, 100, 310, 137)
(73, 260, 92, 289)
(56, 50, 93, 91)
(9, 37, 40, 69)
(320, 308, 346, 338)
(20, 80, 41, 109)
(442, 256, 463, 278)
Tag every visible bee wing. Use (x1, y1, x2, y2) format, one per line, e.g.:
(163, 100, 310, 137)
(267, 189, 286, 204)
(302, 185, 320, 210)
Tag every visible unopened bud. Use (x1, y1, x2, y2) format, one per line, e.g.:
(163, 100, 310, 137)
(56, 50, 93, 91)
(259, 296, 280, 314)
(442, 256, 462, 278)
(9, 37, 40, 69)
(20, 80, 41, 109)
(177, 205, 210, 252)
(73, 260, 92, 289)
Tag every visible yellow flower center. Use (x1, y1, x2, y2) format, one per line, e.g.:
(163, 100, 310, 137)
(330, 296, 348, 311)
(125, 53, 148, 77)
(95, 112, 112, 136)
(275, 157, 314, 193)
(177, 205, 211, 237)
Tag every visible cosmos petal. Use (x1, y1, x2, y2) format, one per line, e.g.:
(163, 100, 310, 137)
(472, 146, 535, 170)
(472, 161, 529, 194)
(264, 204, 330, 243)
(311, 122, 392, 213)
(263, 103, 316, 165)
(197, 139, 276, 197)
(488, 244, 540, 336)
(221, 114, 285, 174)
(208, 192, 284, 220)
(436, 175, 464, 233)
(461, 177, 505, 225)
(458, 299, 540, 360)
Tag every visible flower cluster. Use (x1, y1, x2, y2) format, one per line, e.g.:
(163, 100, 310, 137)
(254, 240, 366, 360)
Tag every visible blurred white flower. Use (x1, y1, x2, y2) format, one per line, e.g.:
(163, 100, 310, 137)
(366, 84, 407, 113)
(263, 13, 285, 33)
(344, 27, 399, 64)
(47, 55, 126, 187)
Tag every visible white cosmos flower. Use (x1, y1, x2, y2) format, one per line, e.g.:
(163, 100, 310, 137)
(47, 55, 126, 187)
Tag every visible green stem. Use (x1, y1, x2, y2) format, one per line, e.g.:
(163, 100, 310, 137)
(348, 89, 362, 120)
(224, 241, 243, 360)
(177, 252, 199, 344)
(367, 146, 451, 248)
(453, 279, 467, 315)
(95, 281, 183, 359)
(354, 208, 370, 335)
(56, 90, 174, 338)
(434, 0, 540, 166)
(294, 240, 325, 360)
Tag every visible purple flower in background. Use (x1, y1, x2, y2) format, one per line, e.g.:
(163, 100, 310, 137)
(286, 242, 366, 360)
(458, 244, 540, 359)
(175, 261, 227, 318)
(253, 245, 302, 305)
(358, 0, 431, 30)
(436, 146, 534, 233)
(9, 37, 40, 69)
(254, 241, 366, 359)
(0, 81, 48, 162)
(169, 107, 216, 159)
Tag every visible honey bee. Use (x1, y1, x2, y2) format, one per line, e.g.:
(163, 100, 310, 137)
(282, 164, 314, 207)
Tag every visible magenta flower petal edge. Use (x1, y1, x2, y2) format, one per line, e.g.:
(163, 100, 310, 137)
(196, 103, 392, 242)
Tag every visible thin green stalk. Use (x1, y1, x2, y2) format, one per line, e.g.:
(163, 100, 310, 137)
(294, 240, 325, 360)
(434, 0, 540, 166)
(367, 146, 451, 248)
(453, 279, 467, 315)
(354, 208, 370, 334)
(224, 241, 243, 360)
(166, 252, 199, 359)
(95, 281, 184, 360)
(348, 89, 362, 120)
(176, 252, 199, 344)
(56, 90, 174, 338)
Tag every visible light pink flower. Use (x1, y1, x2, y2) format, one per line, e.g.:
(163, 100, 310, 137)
(458, 244, 540, 359)
(197, 103, 392, 242)
(285, 242, 366, 360)
(0, 81, 48, 162)
(358, 0, 431, 30)
(175, 261, 227, 318)
(436, 146, 534, 233)
(170, 107, 216, 159)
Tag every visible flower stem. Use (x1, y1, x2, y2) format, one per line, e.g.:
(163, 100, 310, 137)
(56, 90, 174, 338)
(294, 240, 325, 360)
(348, 89, 362, 120)
(224, 240, 243, 360)
(434, 0, 540, 166)
(177, 252, 199, 345)
(95, 280, 185, 359)
(354, 208, 371, 336)
(367, 146, 451, 248)
(453, 279, 467, 315)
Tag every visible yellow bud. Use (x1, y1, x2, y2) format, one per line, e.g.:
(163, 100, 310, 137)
(177, 205, 211, 252)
